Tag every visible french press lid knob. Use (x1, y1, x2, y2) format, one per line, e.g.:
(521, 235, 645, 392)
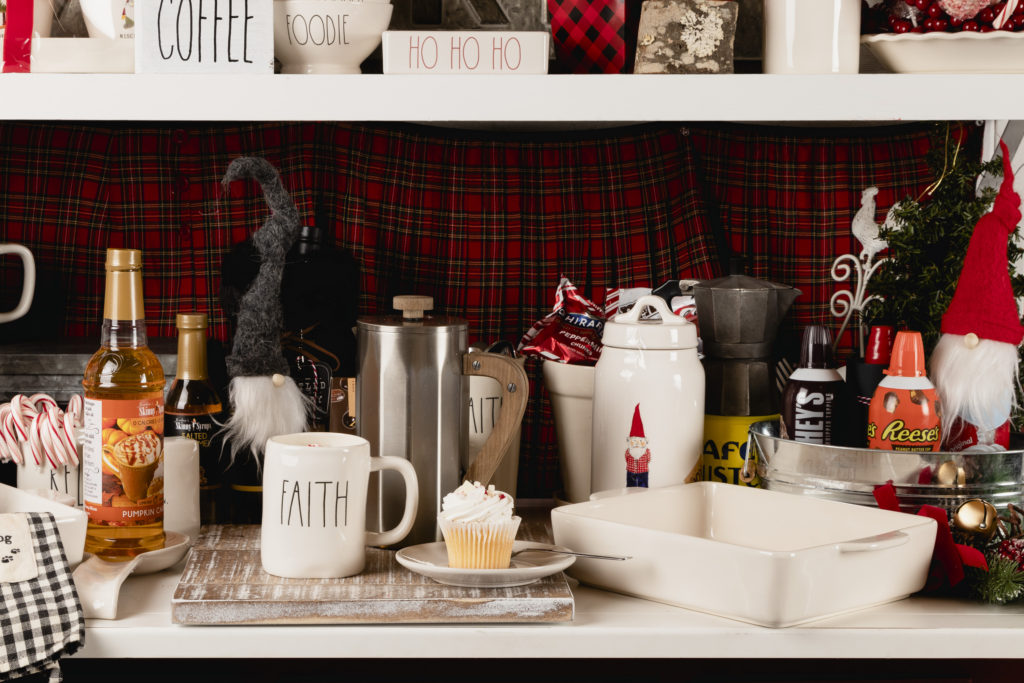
(394, 295, 433, 321)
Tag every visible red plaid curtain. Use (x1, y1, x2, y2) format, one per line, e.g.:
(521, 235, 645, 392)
(0, 121, 950, 496)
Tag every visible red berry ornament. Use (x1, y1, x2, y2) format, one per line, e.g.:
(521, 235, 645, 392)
(998, 538, 1024, 571)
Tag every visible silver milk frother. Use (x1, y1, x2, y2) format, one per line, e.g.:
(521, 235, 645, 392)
(357, 295, 529, 547)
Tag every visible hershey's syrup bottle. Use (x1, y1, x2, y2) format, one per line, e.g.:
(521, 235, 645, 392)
(165, 313, 227, 524)
(780, 325, 843, 444)
(82, 249, 166, 559)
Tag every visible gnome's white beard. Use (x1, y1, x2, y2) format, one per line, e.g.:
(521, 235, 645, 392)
(931, 333, 1020, 443)
(223, 375, 309, 466)
(628, 445, 647, 458)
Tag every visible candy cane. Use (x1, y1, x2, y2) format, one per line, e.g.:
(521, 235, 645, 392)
(0, 410, 23, 466)
(9, 394, 33, 442)
(37, 415, 64, 467)
(29, 393, 58, 413)
(994, 0, 1020, 28)
(0, 405, 14, 464)
(31, 413, 58, 468)
(66, 394, 83, 425)
(26, 413, 45, 466)
(62, 412, 80, 467)
(45, 405, 73, 466)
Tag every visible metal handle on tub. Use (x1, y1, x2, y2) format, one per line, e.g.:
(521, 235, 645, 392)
(836, 531, 909, 553)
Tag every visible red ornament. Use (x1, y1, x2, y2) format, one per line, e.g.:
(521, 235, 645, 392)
(998, 537, 1024, 570)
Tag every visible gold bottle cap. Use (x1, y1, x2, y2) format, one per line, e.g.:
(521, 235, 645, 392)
(105, 248, 143, 271)
(176, 313, 208, 330)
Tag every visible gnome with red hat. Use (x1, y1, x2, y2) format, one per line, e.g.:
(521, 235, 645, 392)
(625, 404, 652, 487)
(931, 141, 1024, 451)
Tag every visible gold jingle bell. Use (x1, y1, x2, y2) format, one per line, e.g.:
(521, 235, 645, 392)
(953, 499, 999, 539)
(936, 460, 966, 486)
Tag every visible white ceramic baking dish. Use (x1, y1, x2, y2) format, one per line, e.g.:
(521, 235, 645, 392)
(0, 483, 87, 567)
(551, 482, 936, 627)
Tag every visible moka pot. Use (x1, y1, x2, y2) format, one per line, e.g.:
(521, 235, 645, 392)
(356, 295, 529, 547)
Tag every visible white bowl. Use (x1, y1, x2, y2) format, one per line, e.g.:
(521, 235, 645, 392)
(552, 482, 936, 627)
(0, 482, 87, 567)
(862, 31, 1024, 74)
(80, 0, 135, 40)
(274, 0, 393, 74)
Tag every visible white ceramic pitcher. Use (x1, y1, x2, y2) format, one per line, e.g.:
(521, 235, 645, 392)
(591, 295, 704, 494)
(0, 244, 35, 324)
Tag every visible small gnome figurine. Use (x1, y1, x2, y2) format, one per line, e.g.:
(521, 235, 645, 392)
(624, 404, 652, 488)
(220, 157, 309, 462)
(930, 141, 1024, 452)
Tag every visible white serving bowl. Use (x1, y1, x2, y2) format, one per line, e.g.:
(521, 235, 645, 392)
(79, 0, 135, 40)
(552, 482, 936, 627)
(274, 0, 393, 74)
(0, 482, 87, 567)
(862, 32, 1024, 74)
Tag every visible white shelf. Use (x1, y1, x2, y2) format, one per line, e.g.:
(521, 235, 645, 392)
(3, 73, 1024, 122)
(75, 566, 1024, 660)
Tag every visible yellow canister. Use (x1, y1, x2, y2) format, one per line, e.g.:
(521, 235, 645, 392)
(701, 414, 777, 487)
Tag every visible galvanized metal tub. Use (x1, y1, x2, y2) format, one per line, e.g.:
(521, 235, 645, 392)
(749, 420, 1024, 515)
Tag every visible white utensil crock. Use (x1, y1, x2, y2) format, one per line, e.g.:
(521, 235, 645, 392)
(763, 0, 861, 74)
(543, 360, 595, 504)
(591, 295, 704, 494)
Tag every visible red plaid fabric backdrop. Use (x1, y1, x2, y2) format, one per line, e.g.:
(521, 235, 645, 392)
(0, 121, 948, 496)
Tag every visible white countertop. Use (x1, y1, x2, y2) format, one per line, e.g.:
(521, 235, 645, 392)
(75, 562, 1024, 660)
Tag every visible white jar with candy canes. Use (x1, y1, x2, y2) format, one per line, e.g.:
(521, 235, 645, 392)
(0, 393, 84, 505)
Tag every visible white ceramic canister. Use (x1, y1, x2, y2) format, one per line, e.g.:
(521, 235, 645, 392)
(591, 296, 704, 494)
(763, 0, 861, 75)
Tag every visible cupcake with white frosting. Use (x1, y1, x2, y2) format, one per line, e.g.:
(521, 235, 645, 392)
(438, 480, 521, 569)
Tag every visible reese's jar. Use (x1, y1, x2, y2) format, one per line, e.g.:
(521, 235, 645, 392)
(867, 331, 941, 452)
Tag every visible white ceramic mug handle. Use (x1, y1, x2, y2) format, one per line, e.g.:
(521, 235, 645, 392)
(366, 456, 419, 547)
(615, 294, 687, 326)
(0, 244, 35, 324)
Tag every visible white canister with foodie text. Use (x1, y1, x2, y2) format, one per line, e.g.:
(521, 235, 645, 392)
(591, 296, 704, 494)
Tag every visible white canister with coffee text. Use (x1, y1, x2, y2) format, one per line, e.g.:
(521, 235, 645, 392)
(591, 296, 704, 494)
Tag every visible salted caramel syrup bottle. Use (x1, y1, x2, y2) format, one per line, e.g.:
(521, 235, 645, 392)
(165, 313, 227, 524)
(82, 249, 166, 559)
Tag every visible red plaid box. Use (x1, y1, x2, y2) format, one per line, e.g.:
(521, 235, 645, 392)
(547, 0, 642, 74)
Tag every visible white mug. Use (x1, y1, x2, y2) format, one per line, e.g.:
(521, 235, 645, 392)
(261, 432, 418, 579)
(163, 437, 200, 542)
(0, 244, 35, 324)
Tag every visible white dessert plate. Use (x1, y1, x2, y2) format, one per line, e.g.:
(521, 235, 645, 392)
(861, 31, 1024, 73)
(73, 531, 191, 620)
(395, 541, 575, 588)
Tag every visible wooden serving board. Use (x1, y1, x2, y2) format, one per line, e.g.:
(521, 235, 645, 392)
(171, 517, 574, 625)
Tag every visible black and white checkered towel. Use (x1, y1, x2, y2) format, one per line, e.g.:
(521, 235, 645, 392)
(0, 512, 84, 682)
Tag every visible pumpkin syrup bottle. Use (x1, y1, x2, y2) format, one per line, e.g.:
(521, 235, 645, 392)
(82, 249, 166, 559)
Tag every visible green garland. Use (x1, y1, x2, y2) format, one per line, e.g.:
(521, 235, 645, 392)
(968, 556, 1024, 605)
